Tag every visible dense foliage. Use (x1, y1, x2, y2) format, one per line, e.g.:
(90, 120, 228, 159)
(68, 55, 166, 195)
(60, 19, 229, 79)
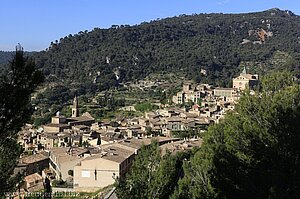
(34, 8, 300, 92)
(2, 9, 299, 124)
(134, 102, 159, 112)
(172, 71, 300, 199)
(115, 141, 195, 199)
(116, 71, 300, 199)
(0, 51, 33, 66)
(0, 51, 14, 65)
(0, 47, 43, 195)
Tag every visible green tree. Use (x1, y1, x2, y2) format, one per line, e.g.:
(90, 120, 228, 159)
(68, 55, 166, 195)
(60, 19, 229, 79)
(134, 102, 159, 112)
(115, 140, 188, 199)
(172, 129, 199, 139)
(78, 136, 83, 147)
(260, 70, 295, 92)
(115, 141, 161, 199)
(67, 138, 72, 147)
(0, 46, 43, 195)
(174, 71, 300, 199)
(145, 126, 153, 136)
(68, 170, 74, 177)
(82, 140, 90, 148)
(97, 135, 101, 145)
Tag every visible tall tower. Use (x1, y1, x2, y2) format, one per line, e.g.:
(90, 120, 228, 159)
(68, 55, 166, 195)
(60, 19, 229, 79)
(72, 96, 79, 118)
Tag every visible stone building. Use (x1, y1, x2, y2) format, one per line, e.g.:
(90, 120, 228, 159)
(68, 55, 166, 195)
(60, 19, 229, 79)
(49, 147, 90, 181)
(73, 144, 136, 192)
(43, 96, 95, 133)
(172, 83, 203, 104)
(232, 67, 259, 91)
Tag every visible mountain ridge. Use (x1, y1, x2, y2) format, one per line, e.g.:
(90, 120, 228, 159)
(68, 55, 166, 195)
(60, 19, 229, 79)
(4, 8, 300, 92)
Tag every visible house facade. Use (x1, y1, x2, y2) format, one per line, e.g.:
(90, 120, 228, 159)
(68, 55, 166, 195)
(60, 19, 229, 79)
(49, 147, 90, 181)
(232, 67, 259, 91)
(172, 83, 203, 104)
(73, 144, 135, 192)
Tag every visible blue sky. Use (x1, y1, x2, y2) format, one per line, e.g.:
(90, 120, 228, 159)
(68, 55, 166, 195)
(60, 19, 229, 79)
(0, 0, 299, 51)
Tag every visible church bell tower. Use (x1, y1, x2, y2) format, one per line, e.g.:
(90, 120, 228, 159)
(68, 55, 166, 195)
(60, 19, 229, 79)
(72, 96, 79, 117)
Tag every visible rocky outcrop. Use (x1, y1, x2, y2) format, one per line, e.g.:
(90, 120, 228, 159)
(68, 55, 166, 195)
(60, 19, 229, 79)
(242, 28, 273, 45)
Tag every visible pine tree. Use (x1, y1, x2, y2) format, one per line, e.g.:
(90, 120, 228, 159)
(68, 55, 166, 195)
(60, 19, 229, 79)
(115, 140, 190, 199)
(173, 71, 300, 199)
(0, 45, 43, 195)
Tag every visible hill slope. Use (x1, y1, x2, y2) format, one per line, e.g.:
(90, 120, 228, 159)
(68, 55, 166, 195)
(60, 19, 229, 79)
(0, 51, 14, 65)
(0, 51, 35, 70)
(34, 8, 300, 91)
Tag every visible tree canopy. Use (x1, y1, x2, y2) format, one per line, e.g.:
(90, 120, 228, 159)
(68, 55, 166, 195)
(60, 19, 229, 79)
(0, 46, 43, 195)
(116, 71, 300, 199)
(33, 8, 300, 93)
(173, 71, 300, 199)
(115, 140, 194, 199)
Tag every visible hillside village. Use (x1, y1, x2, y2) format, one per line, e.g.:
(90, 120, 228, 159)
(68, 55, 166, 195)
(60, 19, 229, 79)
(1, 5, 300, 199)
(15, 68, 259, 194)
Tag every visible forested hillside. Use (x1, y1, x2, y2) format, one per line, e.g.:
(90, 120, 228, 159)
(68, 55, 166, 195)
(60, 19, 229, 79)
(0, 51, 34, 73)
(0, 51, 14, 65)
(34, 8, 300, 92)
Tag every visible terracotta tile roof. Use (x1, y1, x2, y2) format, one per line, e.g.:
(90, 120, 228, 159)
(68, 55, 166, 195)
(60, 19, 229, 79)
(19, 152, 49, 164)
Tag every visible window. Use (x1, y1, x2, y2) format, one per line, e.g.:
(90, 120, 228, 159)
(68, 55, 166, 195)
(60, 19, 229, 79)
(94, 169, 97, 180)
(81, 170, 90, 178)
